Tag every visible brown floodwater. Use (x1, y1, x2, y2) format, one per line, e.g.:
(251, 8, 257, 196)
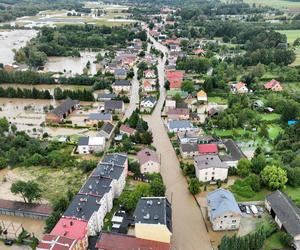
(0, 29, 37, 65)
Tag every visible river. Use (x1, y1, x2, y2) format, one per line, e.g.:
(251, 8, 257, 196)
(144, 31, 212, 250)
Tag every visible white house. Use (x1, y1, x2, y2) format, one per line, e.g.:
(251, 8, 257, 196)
(197, 90, 208, 103)
(140, 96, 157, 109)
(77, 136, 106, 154)
(207, 189, 241, 231)
(144, 70, 156, 79)
(165, 100, 176, 111)
(137, 148, 160, 174)
(112, 80, 131, 92)
(167, 120, 197, 133)
(231, 82, 248, 94)
(194, 155, 228, 182)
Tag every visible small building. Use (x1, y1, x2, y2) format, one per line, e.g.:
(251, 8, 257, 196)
(140, 96, 157, 109)
(264, 79, 283, 92)
(37, 234, 82, 250)
(144, 69, 156, 79)
(143, 79, 156, 92)
(177, 131, 199, 144)
(104, 100, 124, 113)
(86, 113, 112, 126)
(98, 122, 115, 140)
(137, 148, 160, 174)
(114, 68, 127, 80)
(167, 120, 196, 133)
(231, 82, 248, 94)
(45, 98, 79, 124)
(167, 108, 189, 120)
(207, 189, 241, 231)
(220, 140, 246, 168)
(97, 93, 116, 102)
(134, 197, 172, 243)
(77, 136, 106, 154)
(198, 144, 218, 155)
(266, 190, 300, 249)
(119, 124, 136, 137)
(112, 80, 131, 92)
(197, 90, 208, 103)
(165, 100, 176, 111)
(180, 143, 199, 159)
(195, 155, 228, 182)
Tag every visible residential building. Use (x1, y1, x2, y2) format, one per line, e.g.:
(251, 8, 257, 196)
(86, 113, 112, 126)
(114, 68, 127, 80)
(119, 124, 136, 137)
(177, 131, 199, 144)
(144, 69, 156, 79)
(220, 139, 246, 168)
(37, 234, 80, 250)
(104, 100, 124, 113)
(140, 96, 157, 109)
(207, 189, 241, 231)
(165, 100, 176, 111)
(165, 70, 184, 90)
(77, 136, 106, 154)
(134, 197, 172, 243)
(112, 80, 131, 92)
(167, 108, 189, 120)
(180, 143, 199, 159)
(137, 148, 160, 174)
(97, 93, 116, 102)
(167, 120, 196, 133)
(45, 98, 79, 124)
(264, 79, 283, 92)
(143, 79, 156, 92)
(198, 144, 218, 155)
(266, 190, 300, 249)
(195, 155, 228, 182)
(96, 232, 171, 250)
(197, 90, 208, 103)
(193, 48, 205, 56)
(231, 82, 249, 94)
(98, 122, 115, 140)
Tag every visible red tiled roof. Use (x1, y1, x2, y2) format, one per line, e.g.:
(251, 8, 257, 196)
(137, 148, 160, 165)
(166, 70, 184, 80)
(235, 82, 246, 90)
(264, 79, 281, 89)
(51, 218, 88, 240)
(169, 79, 182, 89)
(167, 108, 189, 116)
(120, 124, 136, 135)
(193, 48, 205, 55)
(96, 233, 171, 250)
(198, 144, 218, 154)
(37, 235, 77, 250)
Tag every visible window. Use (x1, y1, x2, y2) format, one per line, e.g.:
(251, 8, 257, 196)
(224, 216, 227, 218)
(205, 177, 207, 180)
(232, 220, 236, 223)
(212, 172, 215, 175)
(220, 221, 223, 224)
(205, 172, 208, 175)
(231, 225, 236, 229)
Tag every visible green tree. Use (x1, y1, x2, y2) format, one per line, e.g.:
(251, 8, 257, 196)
(261, 165, 288, 190)
(251, 153, 267, 174)
(237, 158, 252, 177)
(181, 80, 195, 93)
(188, 178, 201, 195)
(11, 180, 42, 203)
(281, 100, 300, 122)
(150, 178, 166, 196)
(0, 157, 7, 169)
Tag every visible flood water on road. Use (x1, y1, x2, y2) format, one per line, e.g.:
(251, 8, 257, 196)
(0, 29, 37, 65)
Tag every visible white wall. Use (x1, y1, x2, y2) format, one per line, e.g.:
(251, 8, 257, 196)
(196, 167, 228, 182)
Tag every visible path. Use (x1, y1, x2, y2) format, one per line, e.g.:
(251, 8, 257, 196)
(144, 32, 212, 250)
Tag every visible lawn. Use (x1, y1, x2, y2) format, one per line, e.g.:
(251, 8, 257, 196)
(263, 232, 285, 250)
(232, 188, 271, 202)
(235, 0, 300, 11)
(268, 124, 283, 140)
(213, 128, 247, 138)
(284, 186, 300, 205)
(259, 113, 281, 122)
(291, 48, 300, 66)
(276, 30, 300, 43)
(208, 96, 228, 105)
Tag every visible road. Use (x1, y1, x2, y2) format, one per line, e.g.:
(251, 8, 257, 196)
(144, 33, 212, 250)
(124, 66, 139, 120)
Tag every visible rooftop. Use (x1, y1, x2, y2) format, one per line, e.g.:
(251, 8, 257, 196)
(114, 80, 131, 86)
(104, 100, 124, 110)
(207, 188, 241, 220)
(37, 234, 77, 250)
(120, 124, 136, 135)
(51, 98, 79, 118)
(134, 197, 172, 232)
(195, 154, 227, 170)
(99, 122, 114, 135)
(79, 176, 112, 197)
(168, 120, 192, 129)
(88, 113, 112, 121)
(137, 148, 160, 165)
(92, 163, 125, 180)
(102, 153, 127, 167)
(198, 144, 218, 154)
(180, 143, 198, 153)
(221, 139, 246, 161)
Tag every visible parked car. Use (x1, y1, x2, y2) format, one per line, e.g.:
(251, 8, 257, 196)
(4, 239, 13, 246)
(245, 206, 251, 214)
(250, 205, 258, 215)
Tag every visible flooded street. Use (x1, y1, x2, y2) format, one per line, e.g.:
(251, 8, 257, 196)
(0, 29, 37, 65)
(124, 66, 139, 120)
(144, 33, 212, 250)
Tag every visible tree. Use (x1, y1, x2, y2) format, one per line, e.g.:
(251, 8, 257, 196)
(237, 158, 252, 177)
(279, 232, 293, 247)
(181, 80, 195, 93)
(281, 100, 300, 122)
(261, 165, 288, 190)
(0, 157, 7, 169)
(150, 178, 166, 196)
(258, 124, 269, 139)
(11, 180, 42, 203)
(251, 153, 267, 174)
(188, 178, 201, 195)
(286, 167, 300, 187)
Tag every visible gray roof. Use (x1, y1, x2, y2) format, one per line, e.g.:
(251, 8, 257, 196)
(51, 98, 79, 118)
(92, 163, 124, 180)
(195, 155, 227, 170)
(266, 190, 300, 237)
(134, 197, 172, 232)
(114, 80, 131, 86)
(221, 139, 246, 161)
(88, 113, 112, 121)
(104, 100, 124, 111)
(78, 137, 89, 146)
(168, 120, 192, 129)
(80, 176, 112, 197)
(180, 143, 198, 153)
(102, 153, 127, 167)
(114, 68, 127, 76)
(97, 93, 116, 100)
(141, 96, 157, 104)
(207, 188, 241, 220)
(100, 122, 114, 135)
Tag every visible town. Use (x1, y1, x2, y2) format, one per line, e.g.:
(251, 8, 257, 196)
(0, 0, 300, 250)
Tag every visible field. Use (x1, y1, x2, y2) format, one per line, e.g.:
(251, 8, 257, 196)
(263, 231, 285, 250)
(291, 48, 300, 66)
(268, 124, 283, 140)
(239, 0, 300, 11)
(284, 82, 300, 93)
(277, 30, 300, 43)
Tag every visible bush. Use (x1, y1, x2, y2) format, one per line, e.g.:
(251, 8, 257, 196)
(279, 232, 293, 247)
(188, 178, 201, 195)
(230, 179, 255, 198)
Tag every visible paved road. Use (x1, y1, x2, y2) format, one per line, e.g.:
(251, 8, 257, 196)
(144, 34, 212, 250)
(124, 66, 139, 120)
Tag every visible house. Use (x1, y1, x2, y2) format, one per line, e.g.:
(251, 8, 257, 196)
(98, 122, 115, 139)
(180, 143, 199, 159)
(198, 135, 217, 144)
(167, 108, 189, 120)
(134, 197, 172, 243)
(169, 44, 181, 52)
(194, 154, 228, 182)
(265, 190, 300, 249)
(112, 80, 131, 92)
(143, 79, 156, 92)
(231, 82, 248, 94)
(137, 148, 160, 174)
(97, 93, 116, 102)
(220, 140, 246, 168)
(140, 96, 157, 109)
(193, 48, 205, 56)
(264, 79, 283, 92)
(77, 136, 106, 154)
(45, 98, 79, 124)
(119, 124, 136, 137)
(253, 100, 264, 109)
(197, 90, 208, 103)
(165, 100, 176, 111)
(207, 189, 241, 231)
(96, 232, 171, 250)
(37, 234, 83, 250)
(114, 68, 127, 80)
(167, 120, 196, 133)
(104, 100, 124, 113)
(165, 70, 184, 90)
(198, 144, 218, 155)
(207, 107, 219, 118)
(177, 131, 199, 144)
(144, 69, 156, 79)
(86, 113, 112, 126)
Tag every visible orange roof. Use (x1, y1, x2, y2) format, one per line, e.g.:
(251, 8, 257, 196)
(235, 82, 247, 90)
(264, 79, 282, 89)
(197, 90, 207, 97)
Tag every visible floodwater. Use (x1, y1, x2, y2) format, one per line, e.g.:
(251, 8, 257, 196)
(124, 66, 139, 120)
(144, 33, 212, 250)
(0, 29, 38, 65)
(44, 51, 100, 76)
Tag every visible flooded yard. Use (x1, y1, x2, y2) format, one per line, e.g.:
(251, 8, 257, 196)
(0, 29, 37, 65)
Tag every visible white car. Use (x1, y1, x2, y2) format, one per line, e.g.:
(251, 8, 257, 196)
(246, 206, 251, 214)
(250, 205, 258, 215)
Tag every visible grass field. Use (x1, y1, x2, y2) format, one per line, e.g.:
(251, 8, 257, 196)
(291, 48, 300, 66)
(239, 0, 300, 11)
(284, 82, 300, 92)
(259, 113, 281, 122)
(213, 128, 246, 138)
(233, 188, 271, 202)
(285, 186, 300, 205)
(277, 30, 300, 43)
(208, 96, 228, 105)
(268, 124, 283, 139)
(264, 232, 285, 250)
